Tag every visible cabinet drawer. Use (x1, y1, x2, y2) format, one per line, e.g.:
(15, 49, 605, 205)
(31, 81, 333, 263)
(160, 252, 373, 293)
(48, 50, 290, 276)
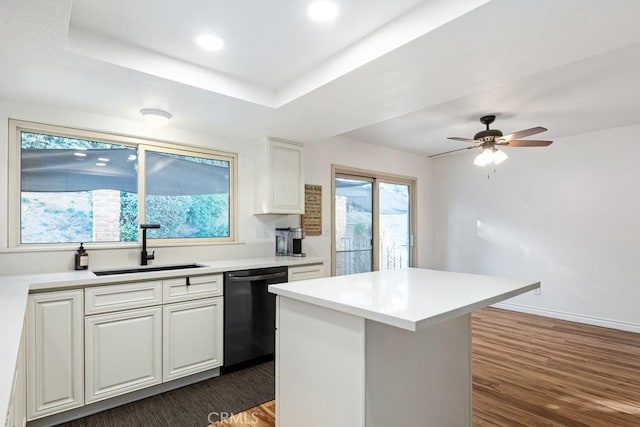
(85, 281, 162, 315)
(288, 263, 325, 282)
(163, 274, 223, 303)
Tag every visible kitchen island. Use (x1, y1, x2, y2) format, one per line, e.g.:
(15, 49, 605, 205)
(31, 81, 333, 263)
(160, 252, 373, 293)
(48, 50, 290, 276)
(269, 268, 539, 427)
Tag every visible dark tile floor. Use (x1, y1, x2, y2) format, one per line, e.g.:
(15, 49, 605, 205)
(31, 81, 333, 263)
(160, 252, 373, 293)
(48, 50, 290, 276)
(58, 362, 274, 427)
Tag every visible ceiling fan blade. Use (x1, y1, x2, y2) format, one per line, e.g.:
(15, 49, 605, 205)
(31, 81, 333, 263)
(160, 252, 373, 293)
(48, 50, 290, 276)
(500, 126, 547, 141)
(447, 137, 482, 143)
(502, 140, 553, 147)
(428, 146, 476, 158)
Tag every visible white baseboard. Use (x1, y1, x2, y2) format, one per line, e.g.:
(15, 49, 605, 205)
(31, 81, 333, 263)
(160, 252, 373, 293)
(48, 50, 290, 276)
(491, 302, 640, 334)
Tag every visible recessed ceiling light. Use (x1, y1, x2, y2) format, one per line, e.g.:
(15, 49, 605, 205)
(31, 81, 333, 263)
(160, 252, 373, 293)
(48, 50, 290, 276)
(195, 33, 225, 51)
(95, 162, 107, 167)
(74, 152, 87, 157)
(97, 157, 110, 162)
(307, 1, 339, 22)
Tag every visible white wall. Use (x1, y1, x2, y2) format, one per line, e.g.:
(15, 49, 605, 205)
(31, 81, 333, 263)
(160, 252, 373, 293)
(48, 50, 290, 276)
(0, 99, 298, 274)
(0, 100, 435, 276)
(303, 136, 435, 270)
(433, 124, 640, 331)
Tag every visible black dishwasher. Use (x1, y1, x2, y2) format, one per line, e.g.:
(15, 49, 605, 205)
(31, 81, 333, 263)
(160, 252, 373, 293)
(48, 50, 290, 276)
(223, 266, 288, 372)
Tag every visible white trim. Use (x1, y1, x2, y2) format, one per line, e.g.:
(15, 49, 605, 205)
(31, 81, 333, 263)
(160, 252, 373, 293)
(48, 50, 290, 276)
(492, 302, 640, 333)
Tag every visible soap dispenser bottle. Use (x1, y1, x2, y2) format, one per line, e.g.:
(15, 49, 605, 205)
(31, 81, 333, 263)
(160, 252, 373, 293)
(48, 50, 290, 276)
(75, 243, 89, 270)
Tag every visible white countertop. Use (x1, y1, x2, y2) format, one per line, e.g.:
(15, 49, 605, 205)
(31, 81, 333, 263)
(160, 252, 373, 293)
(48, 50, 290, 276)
(269, 268, 539, 331)
(5, 256, 323, 292)
(0, 255, 323, 423)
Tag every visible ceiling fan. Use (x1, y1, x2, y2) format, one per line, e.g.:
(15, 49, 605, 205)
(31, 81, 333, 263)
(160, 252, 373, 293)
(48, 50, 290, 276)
(430, 115, 553, 166)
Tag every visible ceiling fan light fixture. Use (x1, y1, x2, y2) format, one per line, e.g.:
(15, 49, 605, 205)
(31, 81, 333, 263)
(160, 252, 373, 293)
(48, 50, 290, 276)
(474, 148, 493, 167)
(493, 149, 508, 165)
(140, 108, 172, 127)
(473, 147, 508, 167)
(437, 116, 552, 164)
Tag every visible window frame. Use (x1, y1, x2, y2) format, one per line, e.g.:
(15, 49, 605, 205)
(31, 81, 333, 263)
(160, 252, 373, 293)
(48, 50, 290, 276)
(8, 119, 238, 249)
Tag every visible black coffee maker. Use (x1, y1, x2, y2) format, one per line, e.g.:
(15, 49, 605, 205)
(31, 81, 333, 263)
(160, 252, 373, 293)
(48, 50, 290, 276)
(289, 227, 306, 257)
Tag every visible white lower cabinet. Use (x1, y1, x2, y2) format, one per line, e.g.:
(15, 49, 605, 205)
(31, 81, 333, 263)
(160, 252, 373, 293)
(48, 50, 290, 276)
(163, 297, 223, 381)
(26, 290, 84, 421)
(8, 328, 26, 427)
(24, 274, 225, 422)
(85, 306, 162, 404)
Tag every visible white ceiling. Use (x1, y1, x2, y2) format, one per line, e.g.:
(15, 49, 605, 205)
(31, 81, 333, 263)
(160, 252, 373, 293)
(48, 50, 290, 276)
(1, 0, 640, 156)
(69, 0, 426, 90)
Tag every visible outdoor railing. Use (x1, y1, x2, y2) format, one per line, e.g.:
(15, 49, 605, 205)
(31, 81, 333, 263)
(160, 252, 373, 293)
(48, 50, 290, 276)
(336, 238, 408, 276)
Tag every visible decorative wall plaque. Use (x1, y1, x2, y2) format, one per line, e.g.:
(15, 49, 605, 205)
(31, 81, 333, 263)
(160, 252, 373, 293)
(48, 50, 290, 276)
(302, 184, 322, 236)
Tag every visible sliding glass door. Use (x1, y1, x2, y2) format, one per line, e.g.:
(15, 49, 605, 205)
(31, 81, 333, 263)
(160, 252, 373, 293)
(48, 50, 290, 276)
(379, 181, 411, 270)
(333, 167, 415, 276)
(334, 176, 373, 276)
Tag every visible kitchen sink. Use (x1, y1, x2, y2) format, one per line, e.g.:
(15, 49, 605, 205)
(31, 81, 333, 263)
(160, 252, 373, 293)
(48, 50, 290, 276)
(93, 263, 203, 276)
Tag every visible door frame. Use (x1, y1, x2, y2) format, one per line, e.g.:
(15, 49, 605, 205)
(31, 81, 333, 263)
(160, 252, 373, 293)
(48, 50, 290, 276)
(331, 164, 417, 276)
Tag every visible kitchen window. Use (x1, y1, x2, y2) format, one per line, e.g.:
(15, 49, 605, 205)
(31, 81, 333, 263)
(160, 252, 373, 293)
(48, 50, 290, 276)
(8, 120, 237, 247)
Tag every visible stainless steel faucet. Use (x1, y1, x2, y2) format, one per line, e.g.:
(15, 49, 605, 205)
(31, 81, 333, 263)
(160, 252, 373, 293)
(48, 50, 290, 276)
(140, 224, 160, 265)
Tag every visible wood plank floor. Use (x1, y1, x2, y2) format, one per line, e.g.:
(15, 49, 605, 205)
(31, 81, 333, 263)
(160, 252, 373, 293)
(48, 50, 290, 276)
(213, 308, 640, 426)
(213, 400, 275, 427)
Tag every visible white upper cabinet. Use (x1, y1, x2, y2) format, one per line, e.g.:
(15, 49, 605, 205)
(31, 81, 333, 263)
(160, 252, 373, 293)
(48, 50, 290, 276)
(254, 138, 305, 214)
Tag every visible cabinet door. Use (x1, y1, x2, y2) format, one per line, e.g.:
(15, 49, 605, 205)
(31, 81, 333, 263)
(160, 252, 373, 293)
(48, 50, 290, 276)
(254, 138, 305, 214)
(163, 297, 223, 381)
(85, 306, 162, 403)
(271, 140, 304, 213)
(27, 290, 83, 420)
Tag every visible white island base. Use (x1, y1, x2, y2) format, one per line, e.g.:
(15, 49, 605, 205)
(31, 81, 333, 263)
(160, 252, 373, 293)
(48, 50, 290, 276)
(270, 268, 539, 427)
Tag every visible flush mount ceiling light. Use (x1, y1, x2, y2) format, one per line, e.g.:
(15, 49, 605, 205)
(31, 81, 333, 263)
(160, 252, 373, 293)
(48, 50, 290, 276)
(195, 33, 225, 51)
(140, 108, 172, 127)
(307, 1, 339, 22)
